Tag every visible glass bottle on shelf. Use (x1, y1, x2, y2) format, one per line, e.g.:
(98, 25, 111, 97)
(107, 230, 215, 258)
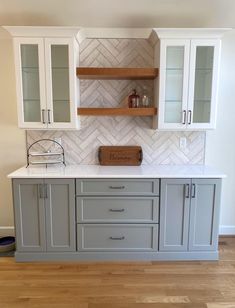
(128, 89, 140, 108)
(141, 87, 150, 107)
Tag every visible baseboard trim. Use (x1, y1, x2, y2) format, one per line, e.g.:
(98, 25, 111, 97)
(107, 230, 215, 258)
(0, 226, 15, 237)
(219, 225, 235, 235)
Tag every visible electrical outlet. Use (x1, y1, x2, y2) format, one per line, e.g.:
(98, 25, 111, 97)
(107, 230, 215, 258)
(179, 137, 187, 150)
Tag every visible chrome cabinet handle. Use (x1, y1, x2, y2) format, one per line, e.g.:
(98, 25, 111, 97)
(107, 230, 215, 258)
(41, 109, 46, 124)
(38, 184, 48, 199)
(191, 184, 196, 198)
(109, 186, 125, 189)
(188, 110, 192, 125)
(47, 109, 51, 124)
(184, 184, 190, 198)
(39, 184, 44, 199)
(182, 110, 186, 125)
(44, 184, 48, 199)
(109, 236, 125, 240)
(109, 208, 125, 212)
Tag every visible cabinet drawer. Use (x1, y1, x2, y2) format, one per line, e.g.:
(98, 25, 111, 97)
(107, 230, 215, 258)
(76, 197, 159, 223)
(77, 224, 158, 251)
(76, 179, 159, 195)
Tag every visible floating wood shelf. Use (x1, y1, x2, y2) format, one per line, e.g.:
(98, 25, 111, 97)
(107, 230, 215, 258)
(76, 67, 158, 80)
(77, 107, 157, 116)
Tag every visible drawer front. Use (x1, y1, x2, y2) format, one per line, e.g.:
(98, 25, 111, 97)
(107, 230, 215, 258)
(76, 197, 159, 223)
(76, 179, 159, 195)
(77, 224, 158, 251)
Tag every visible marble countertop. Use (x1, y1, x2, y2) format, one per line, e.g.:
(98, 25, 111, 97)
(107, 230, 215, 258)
(8, 164, 226, 179)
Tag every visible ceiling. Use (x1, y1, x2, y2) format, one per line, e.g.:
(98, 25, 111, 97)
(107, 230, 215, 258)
(0, 0, 234, 28)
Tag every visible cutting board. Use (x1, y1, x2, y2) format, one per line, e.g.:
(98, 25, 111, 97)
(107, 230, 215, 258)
(98, 146, 143, 166)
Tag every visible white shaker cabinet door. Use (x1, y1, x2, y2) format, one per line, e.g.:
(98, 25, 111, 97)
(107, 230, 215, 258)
(44, 37, 78, 130)
(158, 39, 190, 130)
(187, 39, 221, 130)
(14, 38, 47, 129)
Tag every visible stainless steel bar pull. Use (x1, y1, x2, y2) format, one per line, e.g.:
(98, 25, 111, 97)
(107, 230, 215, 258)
(109, 186, 125, 189)
(188, 110, 192, 125)
(191, 184, 196, 198)
(182, 110, 186, 124)
(109, 208, 125, 212)
(41, 109, 46, 124)
(47, 109, 51, 124)
(185, 184, 190, 198)
(109, 236, 125, 240)
(39, 184, 44, 199)
(44, 184, 48, 199)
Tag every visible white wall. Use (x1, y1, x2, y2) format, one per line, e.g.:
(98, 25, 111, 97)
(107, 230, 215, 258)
(0, 29, 26, 236)
(205, 30, 235, 234)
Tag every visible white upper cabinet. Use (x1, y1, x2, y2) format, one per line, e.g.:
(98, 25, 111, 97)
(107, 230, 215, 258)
(154, 29, 229, 130)
(5, 27, 80, 130)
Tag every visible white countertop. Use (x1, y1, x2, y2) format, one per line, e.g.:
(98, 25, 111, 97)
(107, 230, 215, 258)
(8, 164, 226, 179)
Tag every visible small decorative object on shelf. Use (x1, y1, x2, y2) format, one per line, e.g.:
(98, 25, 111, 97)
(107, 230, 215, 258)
(26, 139, 66, 168)
(128, 89, 140, 108)
(141, 87, 151, 107)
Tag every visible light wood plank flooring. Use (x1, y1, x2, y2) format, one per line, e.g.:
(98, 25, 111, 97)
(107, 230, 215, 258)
(0, 237, 235, 308)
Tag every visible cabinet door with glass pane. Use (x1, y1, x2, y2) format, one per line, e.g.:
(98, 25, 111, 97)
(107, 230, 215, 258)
(159, 39, 190, 129)
(44, 38, 77, 129)
(188, 40, 220, 129)
(14, 38, 47, 128)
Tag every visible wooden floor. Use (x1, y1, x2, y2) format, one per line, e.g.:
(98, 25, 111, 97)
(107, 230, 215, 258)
(0, 237, 235, 308)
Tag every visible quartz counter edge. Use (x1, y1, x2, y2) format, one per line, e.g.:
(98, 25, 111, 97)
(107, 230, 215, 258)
(7, 165, 226, 179)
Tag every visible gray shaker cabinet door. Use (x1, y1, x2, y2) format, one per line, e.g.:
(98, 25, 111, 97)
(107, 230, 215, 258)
(44, 179, 76, 252)
(159, 179, 191, 251)
(189, 179, 222, 251)
(13, 179, 46, 252)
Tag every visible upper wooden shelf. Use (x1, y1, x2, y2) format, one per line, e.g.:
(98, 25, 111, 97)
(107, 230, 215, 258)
(76, 67, 158, 80)
(77, 107, 157, 116)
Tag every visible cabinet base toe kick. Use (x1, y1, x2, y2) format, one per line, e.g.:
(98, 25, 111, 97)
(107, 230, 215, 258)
(15, 251, 219, 262)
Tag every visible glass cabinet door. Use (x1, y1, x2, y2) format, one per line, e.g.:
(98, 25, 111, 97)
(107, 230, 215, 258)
(15, 38, 47, 128)
(159, 40, 190, 129)
(45, 38, 75, 128)
(188, 40, 220, 129)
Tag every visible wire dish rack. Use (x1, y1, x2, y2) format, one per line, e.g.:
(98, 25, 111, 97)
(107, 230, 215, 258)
(26, 139, 66, 167)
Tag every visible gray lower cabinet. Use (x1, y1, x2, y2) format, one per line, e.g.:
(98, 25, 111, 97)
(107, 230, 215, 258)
(159, 178, 222, 252)
(13, 179, 75, 253)
(13, 179, 46, 252)
(189, 179, 221, 251)
(12, 176, 222, 261)
(159, 179, 191, 251)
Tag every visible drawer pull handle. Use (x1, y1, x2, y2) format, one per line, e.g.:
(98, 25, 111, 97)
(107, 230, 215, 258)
(109, 208, 125, 212)
(109, 186, 125, 189)
(109, 236, 125, 240)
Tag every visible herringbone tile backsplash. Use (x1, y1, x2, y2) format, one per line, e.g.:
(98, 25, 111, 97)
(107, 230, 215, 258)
(27, 38, 205, 165)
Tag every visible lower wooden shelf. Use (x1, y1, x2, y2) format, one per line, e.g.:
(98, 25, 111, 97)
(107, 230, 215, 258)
(77, 107, 157, 116)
